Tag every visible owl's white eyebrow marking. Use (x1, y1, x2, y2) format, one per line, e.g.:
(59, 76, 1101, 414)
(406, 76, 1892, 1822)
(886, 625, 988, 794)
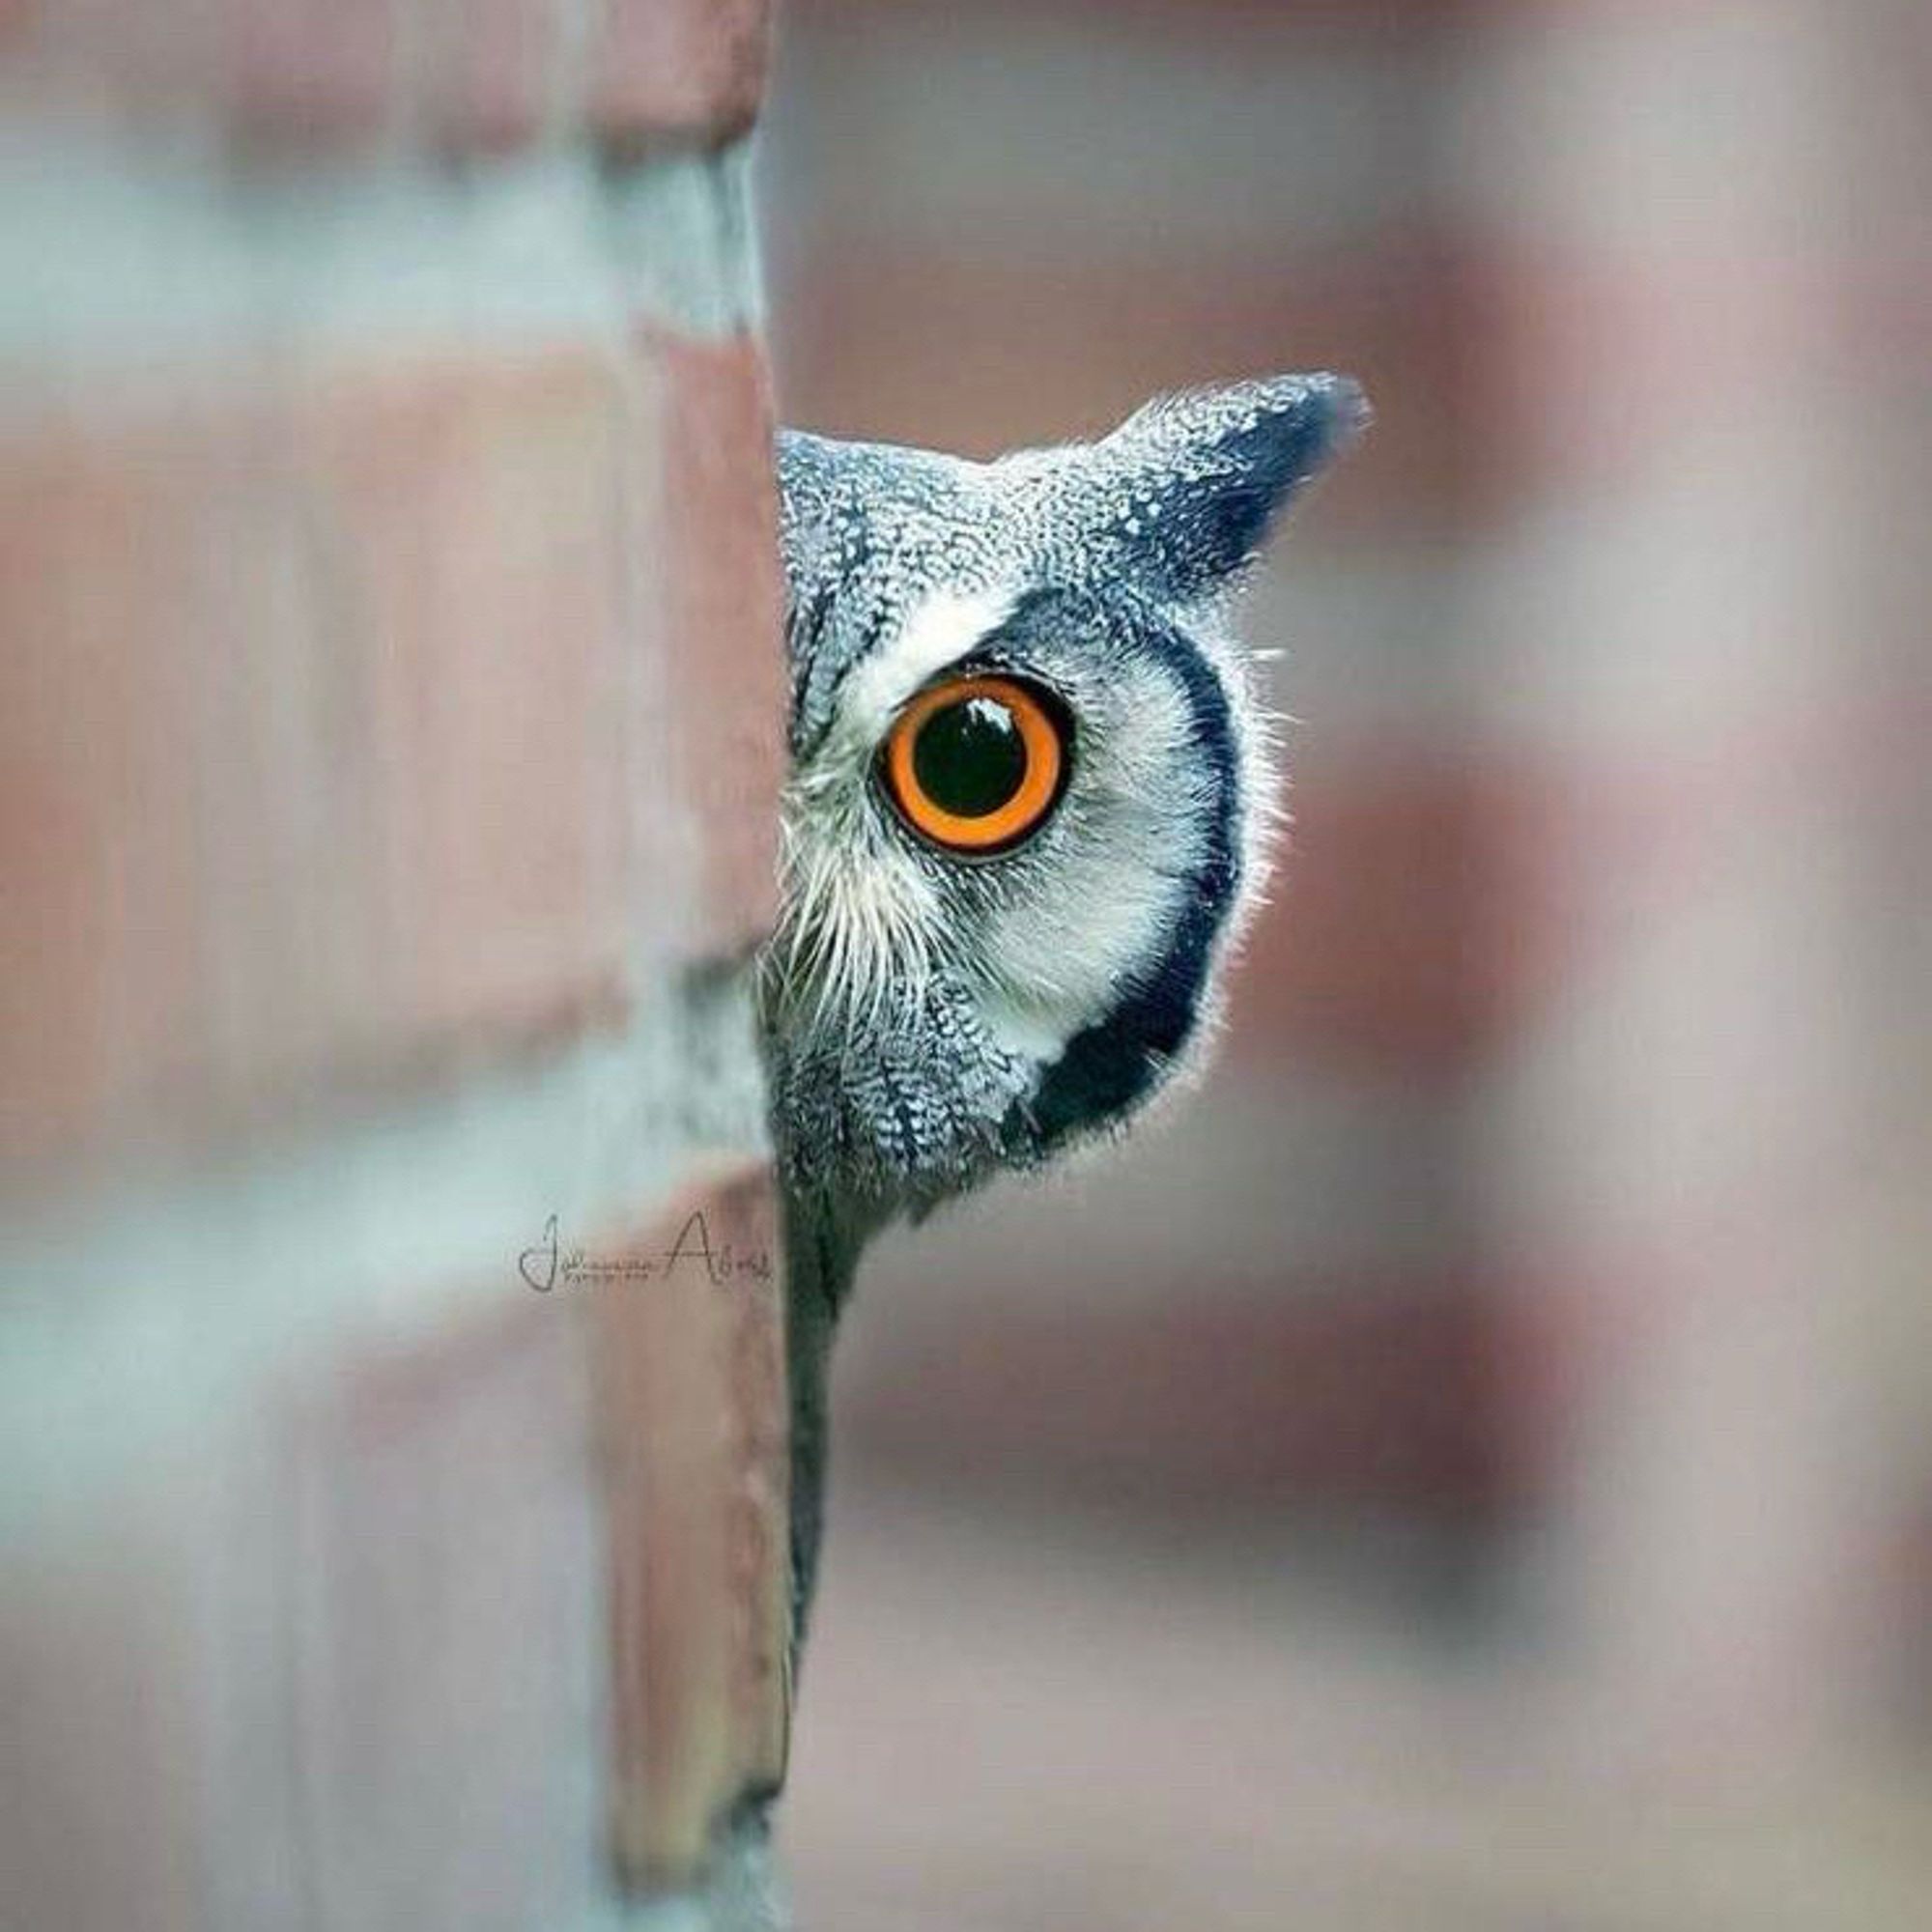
(828, 584, 1019, 755)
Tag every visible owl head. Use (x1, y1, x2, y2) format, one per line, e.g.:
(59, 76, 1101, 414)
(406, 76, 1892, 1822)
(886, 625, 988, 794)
(762, 374, 1367, 1236)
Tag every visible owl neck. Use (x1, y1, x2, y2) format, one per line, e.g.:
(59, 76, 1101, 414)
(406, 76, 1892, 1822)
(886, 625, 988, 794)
(780, 1186, 876, 1655)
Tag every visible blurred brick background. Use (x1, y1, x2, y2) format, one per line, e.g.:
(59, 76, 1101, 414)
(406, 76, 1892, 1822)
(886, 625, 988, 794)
(758, 2, 1932, 1925)
(0, 3, 789, 1927)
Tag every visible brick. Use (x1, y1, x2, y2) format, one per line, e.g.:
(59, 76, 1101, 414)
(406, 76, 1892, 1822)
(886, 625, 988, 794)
(3, 0, 215, 123)
(420, 0, 555, 152)
(625, 325, 787, 964)
(220, 0, 400, 146)
(223, 0, 554, 153)
(589, 1160, 789, 1893)
(0, 327, 788, 1186)
(0, 1519, 209, 1932)
(0, 354, 636, 1178)
(4, 2, 774, 154)
(298, 348, 636, 1064)
(238, 1292, 611, 1928)
(422, 0, 774, 158)
(0, 1286, 609, 1931)
(0, 2, 395, 144)
(2, 328, 783, 1185)
(0, 396, 247, 1179)
(590, 0, 776, 154)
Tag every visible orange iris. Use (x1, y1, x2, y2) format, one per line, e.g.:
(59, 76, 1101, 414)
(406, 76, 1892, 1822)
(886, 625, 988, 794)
(882, 674, 1068, 854)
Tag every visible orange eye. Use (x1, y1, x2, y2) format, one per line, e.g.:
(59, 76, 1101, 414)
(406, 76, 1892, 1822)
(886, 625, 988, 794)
(881, 674, 1069, 854)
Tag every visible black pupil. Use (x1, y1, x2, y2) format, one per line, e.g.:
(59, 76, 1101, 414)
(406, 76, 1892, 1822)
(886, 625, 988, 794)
(912, 696, 1030, 819)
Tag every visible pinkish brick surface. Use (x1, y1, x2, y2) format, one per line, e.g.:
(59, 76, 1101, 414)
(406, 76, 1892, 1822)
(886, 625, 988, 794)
(591, 0, 775, 153)
(420, 0, 553, 152)
(627, 325, 787, 964)
(0, 1516, 209, 1932)
(0, 403, 244, 1177)
(251, 1291, 610, 1929)
(5, 1, 774, 152)
(220, 0, 398, 145)
(0, 1286, 609, 1931)
(0, 328, 787, 1185)
(428, 0, 779, 155)
(591, 1160, 789, 1891)
(298, 348, 636, 1067)
(0, 357, 631, 1179)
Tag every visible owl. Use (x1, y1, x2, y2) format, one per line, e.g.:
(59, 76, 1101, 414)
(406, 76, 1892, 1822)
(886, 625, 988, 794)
(729, 374, 1365, 1921)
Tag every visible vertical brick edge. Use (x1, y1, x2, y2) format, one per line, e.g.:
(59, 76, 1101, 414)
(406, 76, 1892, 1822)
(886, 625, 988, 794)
(592, 1161, 789, 1893)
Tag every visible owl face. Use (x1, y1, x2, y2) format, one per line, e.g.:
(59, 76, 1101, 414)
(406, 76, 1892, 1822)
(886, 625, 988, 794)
(762, 375, 1367, 1227)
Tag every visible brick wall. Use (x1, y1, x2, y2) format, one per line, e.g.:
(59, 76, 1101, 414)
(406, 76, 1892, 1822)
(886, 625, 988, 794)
(1456, 0, 1932, 1779)
(0, 5, 790, 1927)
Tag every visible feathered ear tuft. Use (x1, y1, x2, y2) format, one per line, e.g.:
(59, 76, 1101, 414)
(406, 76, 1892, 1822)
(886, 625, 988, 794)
(1073, 373, 1369, 601)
